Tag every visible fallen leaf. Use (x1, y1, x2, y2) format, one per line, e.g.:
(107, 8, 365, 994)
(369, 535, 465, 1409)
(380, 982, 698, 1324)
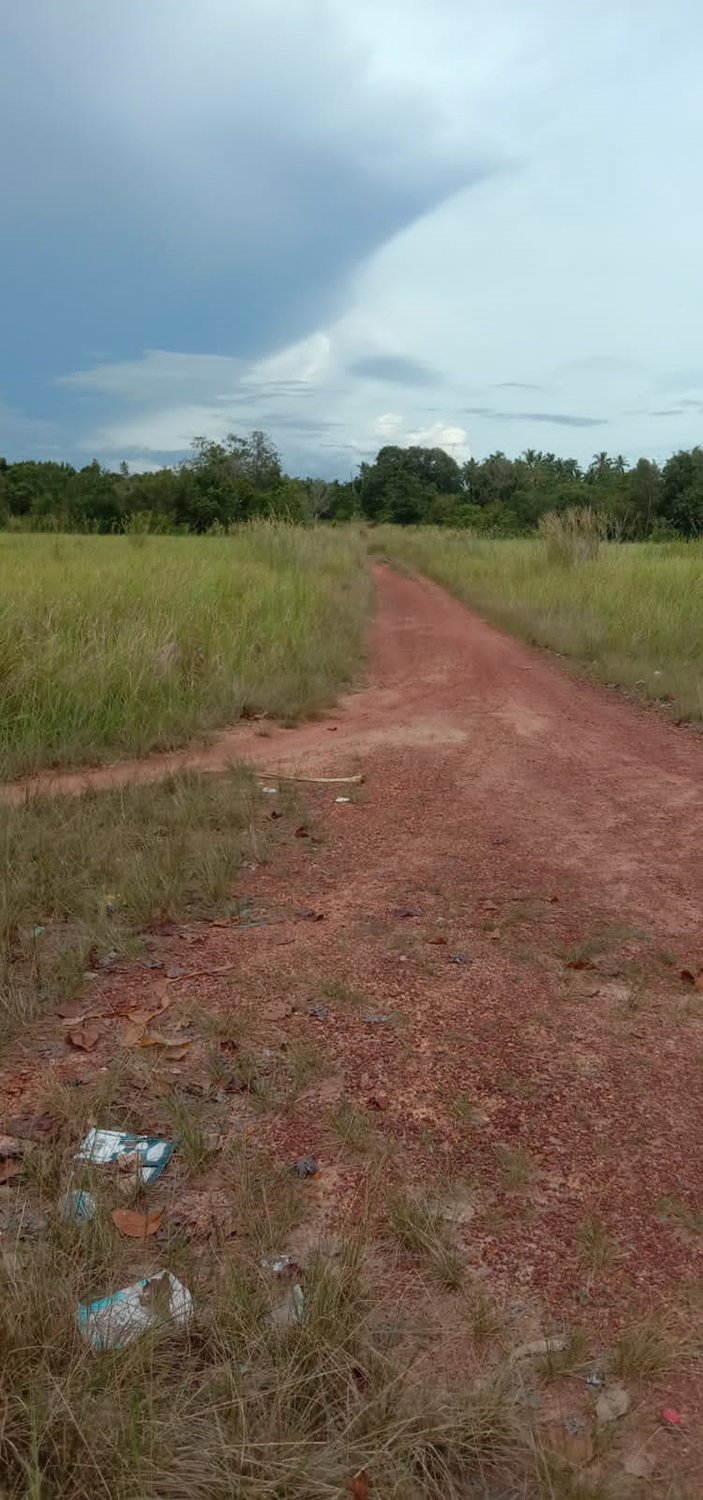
(66, 1020, 102, 1051)
(294, 909, 325, 922)
(0, 1160, 22, 1186)
(680, 968, 703, 990)
(427, 936, 448, 946)
(390, 907, 421, 919)
(139, 1029, 189, 1049)
(294, 825, 310, 838)
(111, 1207, 163, 1239)
(566, 957, 594, 971)
(596, 1386, 630, 1423)
(345, 1473, 370, 1500)
(488, 929, 501, 941)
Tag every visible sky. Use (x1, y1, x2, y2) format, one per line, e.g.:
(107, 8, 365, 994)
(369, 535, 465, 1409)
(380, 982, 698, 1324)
(2, 0, 703, 476)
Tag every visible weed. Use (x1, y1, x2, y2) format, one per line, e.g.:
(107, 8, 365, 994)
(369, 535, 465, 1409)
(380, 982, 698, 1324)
(494, 1144, 536, 1190)
(451, 1091, 478, 1125)
(287, 1040, 329, 1100)
(469, 1289, 502, 1345)
(578, 1214, 618, 1271)
(613, 1317, 670, 1379)
(319, 976, 366, 1010)
(0, 525, 372, 777)
(163, 1091, 210, 1173)
(332, 1098, 386, 1158)
(657, 1194, 703, 1236)
(386, 1187, 464, 1287)
(0, 767, 273, 1046)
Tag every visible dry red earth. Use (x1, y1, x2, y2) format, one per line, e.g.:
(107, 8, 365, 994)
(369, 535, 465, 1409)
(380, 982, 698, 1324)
(3, 564, 702, 1492)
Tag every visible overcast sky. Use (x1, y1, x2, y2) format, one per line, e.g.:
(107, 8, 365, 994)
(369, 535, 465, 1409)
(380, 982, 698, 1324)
(2, 0, 702, 475)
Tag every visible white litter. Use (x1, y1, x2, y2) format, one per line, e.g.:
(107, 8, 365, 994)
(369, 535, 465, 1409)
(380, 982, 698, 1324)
(78, 1271, 193, 1350)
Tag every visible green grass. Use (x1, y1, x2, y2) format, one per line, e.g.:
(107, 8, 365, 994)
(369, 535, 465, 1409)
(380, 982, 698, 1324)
(373, 527, 703, 722)
(0, 522, 371, 778)
(0, 765, 272, 1045)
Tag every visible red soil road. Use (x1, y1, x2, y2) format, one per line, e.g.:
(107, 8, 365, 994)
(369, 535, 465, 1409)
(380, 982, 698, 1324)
(9, 563, 702, 944)
(5, 565, 703, 1472)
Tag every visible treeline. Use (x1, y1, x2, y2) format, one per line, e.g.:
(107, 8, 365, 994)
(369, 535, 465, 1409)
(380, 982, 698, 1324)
(1, 431, 702, 537)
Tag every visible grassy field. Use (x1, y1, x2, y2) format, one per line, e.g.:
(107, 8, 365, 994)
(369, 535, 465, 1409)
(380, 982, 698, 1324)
(373, 527, 703, 723)
(0, 524, 371, 779)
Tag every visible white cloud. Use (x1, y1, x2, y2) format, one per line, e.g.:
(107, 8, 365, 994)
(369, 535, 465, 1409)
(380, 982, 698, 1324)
(24, 0, 703, 470)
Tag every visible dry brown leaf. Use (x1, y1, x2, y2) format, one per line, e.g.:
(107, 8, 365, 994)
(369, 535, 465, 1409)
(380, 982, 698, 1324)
(680, 967, 703, 991)
(110, 1207, 163, 1239)
(140, 1029, 189, 1050)
(66, 1020, 102, 1051)
(345, 1474, 370, 1500)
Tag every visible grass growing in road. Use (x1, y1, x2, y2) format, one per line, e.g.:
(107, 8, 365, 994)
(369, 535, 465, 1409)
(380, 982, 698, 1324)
(374, 527, 703, 722)
(0, 523, 371, 778)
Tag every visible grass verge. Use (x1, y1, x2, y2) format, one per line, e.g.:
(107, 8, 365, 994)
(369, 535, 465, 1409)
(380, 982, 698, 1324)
(0, 764, 282, 1045)
(372, 527, 703, 722)
(0, 522, 371, 778)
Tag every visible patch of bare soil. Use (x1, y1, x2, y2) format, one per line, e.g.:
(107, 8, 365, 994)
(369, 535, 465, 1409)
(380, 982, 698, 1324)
(3, 565, 702, 1494)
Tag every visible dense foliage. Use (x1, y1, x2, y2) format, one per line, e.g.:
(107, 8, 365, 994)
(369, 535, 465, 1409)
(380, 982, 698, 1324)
(1, 431, 702, 536)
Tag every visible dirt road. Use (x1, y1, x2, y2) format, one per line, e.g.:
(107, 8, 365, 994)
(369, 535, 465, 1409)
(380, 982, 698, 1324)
(12, 564, 702, 941)
(5, 565, 703, 1483)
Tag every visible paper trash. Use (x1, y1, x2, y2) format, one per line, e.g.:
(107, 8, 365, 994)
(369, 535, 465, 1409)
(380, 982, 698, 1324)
(75, 1128, 174, 1185)
(78, 1271, 193, 1350)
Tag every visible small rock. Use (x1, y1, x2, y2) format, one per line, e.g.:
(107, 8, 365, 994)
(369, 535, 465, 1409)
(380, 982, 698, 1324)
(448, 952, 472, 965)
(586, 1368, 607, 1390)
(596, 1385, 630, 1423)
(363, 1013, 393, 1026)
(624, 1451, 653, 1479)
(308, 1005, 328, 1021)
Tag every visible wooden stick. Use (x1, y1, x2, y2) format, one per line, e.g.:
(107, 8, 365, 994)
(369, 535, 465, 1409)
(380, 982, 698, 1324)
(258, 772, 364, 786)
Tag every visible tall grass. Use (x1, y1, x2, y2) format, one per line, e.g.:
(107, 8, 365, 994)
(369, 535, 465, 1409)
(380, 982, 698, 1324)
(0, 524, 371, 778)
(0, 765, 282, 1045)
(374, 527, 703, 722)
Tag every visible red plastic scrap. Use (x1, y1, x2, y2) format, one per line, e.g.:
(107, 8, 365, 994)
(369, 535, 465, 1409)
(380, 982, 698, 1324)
(659, 1406, 682, 1428)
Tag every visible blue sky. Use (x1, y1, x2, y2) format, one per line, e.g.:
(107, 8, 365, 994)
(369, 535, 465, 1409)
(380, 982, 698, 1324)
(2, 0, 703, 474)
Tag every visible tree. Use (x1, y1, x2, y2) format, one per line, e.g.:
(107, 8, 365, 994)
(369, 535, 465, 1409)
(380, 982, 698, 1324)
(660, 448, 703, 536)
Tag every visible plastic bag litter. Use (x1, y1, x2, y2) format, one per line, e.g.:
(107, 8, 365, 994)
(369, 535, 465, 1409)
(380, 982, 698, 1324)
(78, 1271, 193, 1350)
(269, 1283, 306, 1326)
(75, 1128, 174, 1185)
(63, 1189, 96, 1224)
